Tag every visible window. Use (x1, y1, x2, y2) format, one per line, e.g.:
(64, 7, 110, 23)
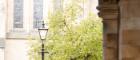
(13, 0, 23, 28)
(0, 39, 4, 48)
(33, 0, 43, 28)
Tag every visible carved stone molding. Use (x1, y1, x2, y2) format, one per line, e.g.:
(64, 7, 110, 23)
(98, 0, 120, 20)
(98, 5, 119, 20)
(99, 0, 119, 4)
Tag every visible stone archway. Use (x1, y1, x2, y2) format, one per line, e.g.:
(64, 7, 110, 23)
(98, 0, 120, 60)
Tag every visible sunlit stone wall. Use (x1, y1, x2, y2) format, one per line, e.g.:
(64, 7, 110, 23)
(0, 49, 4, 60)
(5, 40, 30, 60)
(0, 0, 6, 60)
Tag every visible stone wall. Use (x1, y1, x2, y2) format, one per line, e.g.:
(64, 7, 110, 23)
(120, 0, 140, 60)
(0, 48, 4, 60)
(5, 40, 30, 60)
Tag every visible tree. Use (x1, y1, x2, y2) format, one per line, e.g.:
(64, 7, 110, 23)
(29, 0, 102, 60)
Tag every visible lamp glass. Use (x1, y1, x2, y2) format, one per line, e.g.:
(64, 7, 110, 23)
(38, 29, 48, 40)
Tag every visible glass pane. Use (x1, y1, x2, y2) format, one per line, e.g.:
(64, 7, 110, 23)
(13, 0, 23, 28)
(33, 0, 43, 28)
(39, 29, 47, 39)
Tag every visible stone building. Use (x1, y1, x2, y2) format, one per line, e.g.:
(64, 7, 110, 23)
(0, 0, 55, 60)
(4, 0, 140, 60)
(0, 0, 98, 60)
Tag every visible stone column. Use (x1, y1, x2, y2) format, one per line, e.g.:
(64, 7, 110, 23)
(98, 0, 120, 60)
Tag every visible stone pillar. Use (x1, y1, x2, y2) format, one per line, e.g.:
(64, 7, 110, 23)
(120, 0, 140, 60)
(0, 0, 6, 60)
(98, 0, 120, 60)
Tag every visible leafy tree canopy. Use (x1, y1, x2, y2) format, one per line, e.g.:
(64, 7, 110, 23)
(29, 0, 102, 60)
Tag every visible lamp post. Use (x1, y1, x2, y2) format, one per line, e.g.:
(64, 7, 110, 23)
(38, 21, 48, 60)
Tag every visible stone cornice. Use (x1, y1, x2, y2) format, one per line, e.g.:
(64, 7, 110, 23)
(98, 0, 120, 20)
(6, 29, 40, 40)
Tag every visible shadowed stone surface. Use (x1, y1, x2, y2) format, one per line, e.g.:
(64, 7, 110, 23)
(104, 34, 118, 60)
(120, 0, 140, 60)
(122, 30, 140, 60)
(99, 0, 140, 60)
(98, 0, 119, 60)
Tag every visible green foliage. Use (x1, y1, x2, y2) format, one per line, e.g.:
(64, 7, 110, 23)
(29, 0, 102, 60)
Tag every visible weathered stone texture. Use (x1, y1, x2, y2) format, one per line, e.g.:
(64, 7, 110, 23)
(120, 0, 140, 60)
(99, 0, 140, 60)
(121, 0, 140, 29)
(104, 34, 118, 60)
(103, 20, 118, 33)
(98, 0, 120, 60)
(121, 30, 140, 60)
